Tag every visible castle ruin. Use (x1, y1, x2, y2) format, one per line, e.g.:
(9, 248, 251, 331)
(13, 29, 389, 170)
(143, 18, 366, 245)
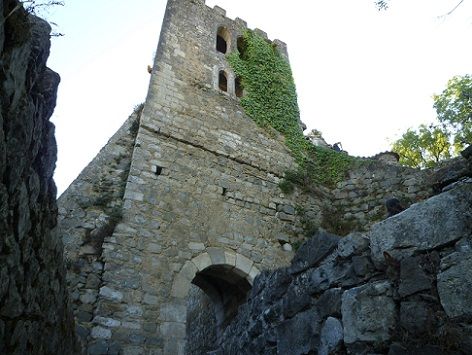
(59, 0, 316, 353)
(57, 0, 471, 354)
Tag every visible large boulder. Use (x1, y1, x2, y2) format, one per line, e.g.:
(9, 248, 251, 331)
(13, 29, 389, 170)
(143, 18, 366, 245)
(369, 183, 472, 267)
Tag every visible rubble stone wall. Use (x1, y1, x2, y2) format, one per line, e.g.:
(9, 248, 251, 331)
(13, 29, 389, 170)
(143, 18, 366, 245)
(331, 160, 433, 232)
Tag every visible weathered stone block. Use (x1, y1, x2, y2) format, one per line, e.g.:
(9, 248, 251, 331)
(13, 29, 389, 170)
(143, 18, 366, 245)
(235, 254, 254, 276)
(351, 255, 374, 277)
(276, 309, 320, 354)
(314, 288, 343, 319)
(370, 184, 472, 267)
(290, 231, 340, 274)
(143, 293, 159, 306)
(437, 251, 472, 318)
(400, 301, 430, 334)
(99, 286, 123, 302)
(319, 317, 343, 355)
(160, 321, 186, 339)
(398, 256, 430, 297)
(207, 247, 226, 265)
(277, 204, 295, 215)
(336, 232, 369, 259)
(276, 211, 295, 222)
(88, 340, 109, 355)
(342, 281, 395, 344)
(171, 275, 191, 299)
(188, 242, 205, 251)
(80, 289, 98, 304)
(159, 303, 186, 323)
(192, 253, 212, 271)
(91, 326, 112, 339)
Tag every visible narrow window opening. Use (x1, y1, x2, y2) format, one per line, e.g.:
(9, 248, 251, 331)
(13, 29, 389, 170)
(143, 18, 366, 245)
(235, 77, 243, 98)
(222, 187, 227, 196)
(216, 27, 230, 54)
(153, 165, 163, 176)
(237, 36, 246, 59)
(218, 71, 227, 92)
(216, 35, 227, 53)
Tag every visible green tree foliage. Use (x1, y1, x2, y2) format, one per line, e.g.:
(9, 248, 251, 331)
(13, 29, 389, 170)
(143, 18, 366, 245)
(392, 74, 471, 168)
(433, 74, 472, 146)
(392, 124, 453, 168)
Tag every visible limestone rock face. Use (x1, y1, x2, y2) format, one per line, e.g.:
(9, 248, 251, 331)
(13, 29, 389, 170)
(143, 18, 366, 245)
(0, 1, 79, 353)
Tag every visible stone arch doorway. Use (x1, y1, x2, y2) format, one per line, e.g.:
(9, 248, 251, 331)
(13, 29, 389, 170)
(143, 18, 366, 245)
(162, 248, 260, 354)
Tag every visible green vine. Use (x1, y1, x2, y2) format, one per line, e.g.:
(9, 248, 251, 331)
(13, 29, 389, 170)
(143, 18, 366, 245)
(228, 30, 356, 188)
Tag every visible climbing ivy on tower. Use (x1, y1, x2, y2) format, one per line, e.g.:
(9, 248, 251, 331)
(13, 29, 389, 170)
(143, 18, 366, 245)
(228, 30, 355, 188)
(227, 30, 308, 161)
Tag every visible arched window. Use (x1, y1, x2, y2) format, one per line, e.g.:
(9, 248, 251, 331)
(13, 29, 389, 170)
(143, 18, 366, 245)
(218, 71, 228, 92)
(235, 77, 243, 98)
(216, 26, 230, 54)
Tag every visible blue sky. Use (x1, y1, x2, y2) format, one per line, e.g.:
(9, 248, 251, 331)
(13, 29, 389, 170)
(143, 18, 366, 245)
(45, 0, 472, 194)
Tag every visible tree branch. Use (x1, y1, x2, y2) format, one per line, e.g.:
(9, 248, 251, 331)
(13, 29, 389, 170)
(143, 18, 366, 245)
(440, 0, 465, 17)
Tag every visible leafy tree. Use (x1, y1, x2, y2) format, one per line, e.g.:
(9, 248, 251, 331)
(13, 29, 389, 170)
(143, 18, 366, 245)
(392, 124, 453, 168)
(433, 74, 472, 147)
(392, 74, 471, 168)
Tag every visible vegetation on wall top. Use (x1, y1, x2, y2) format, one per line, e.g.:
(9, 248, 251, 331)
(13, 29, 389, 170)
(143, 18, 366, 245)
(228, 30, 356, 188)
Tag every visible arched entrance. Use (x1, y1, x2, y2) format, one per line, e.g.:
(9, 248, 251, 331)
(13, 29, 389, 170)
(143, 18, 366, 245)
(161, 248, 260, 354)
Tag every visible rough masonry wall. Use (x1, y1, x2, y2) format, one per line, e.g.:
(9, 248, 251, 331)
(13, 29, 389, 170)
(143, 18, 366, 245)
(328, 155, 471, 235)
(58, 109, 140, 348)
(217, 177, 472, 354)
(330, 159, 433, 233)
(83, 0, 323, 353)
(0, 1, 79, 353)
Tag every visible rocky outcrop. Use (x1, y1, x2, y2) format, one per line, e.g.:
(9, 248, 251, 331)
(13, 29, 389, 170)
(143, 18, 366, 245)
(0, 0, 79, 353)
(217, 180, 472, 354)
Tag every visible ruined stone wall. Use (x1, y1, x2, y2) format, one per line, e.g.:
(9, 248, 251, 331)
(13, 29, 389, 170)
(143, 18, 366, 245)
(0, 1, 79, 353)
(217, 179, 472, 354)
(58, 109, 140, 348)
(328, 156, 471, 235)
(330, 159, 433, 233)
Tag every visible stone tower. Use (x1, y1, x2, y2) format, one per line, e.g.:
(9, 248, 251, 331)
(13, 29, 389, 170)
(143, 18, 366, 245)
(59, 0, 321, 353)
